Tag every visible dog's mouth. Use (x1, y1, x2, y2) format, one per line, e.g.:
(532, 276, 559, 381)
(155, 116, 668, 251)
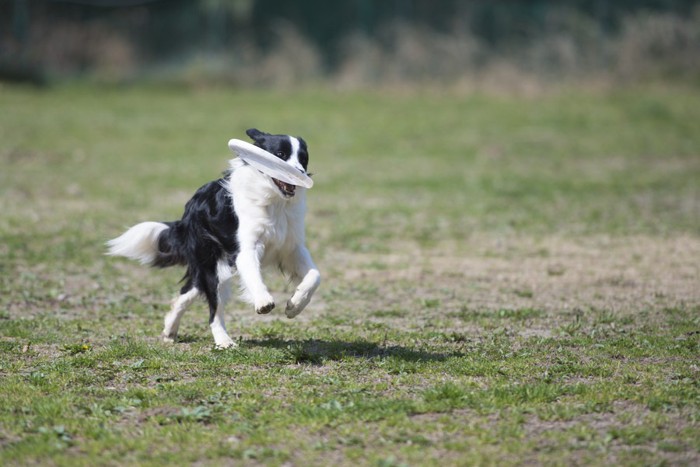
(273, 178, 296, 197)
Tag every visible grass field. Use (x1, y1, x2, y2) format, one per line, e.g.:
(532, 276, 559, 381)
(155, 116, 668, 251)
(1, 83, 699, 466)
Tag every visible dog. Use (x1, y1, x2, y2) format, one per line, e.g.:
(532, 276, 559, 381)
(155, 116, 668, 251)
(107, 129, 321, 348)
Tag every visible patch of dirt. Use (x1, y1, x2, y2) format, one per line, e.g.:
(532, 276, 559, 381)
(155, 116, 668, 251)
(319, 234, 700, 333)
(0, 338, 64, 373)
(404, 401, 699, 465)
(4, 233, 698, 342)
(522, 400, 700, 465)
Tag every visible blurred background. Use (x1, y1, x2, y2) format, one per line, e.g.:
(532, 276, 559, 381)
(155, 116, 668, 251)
(2, 0, 699, 90)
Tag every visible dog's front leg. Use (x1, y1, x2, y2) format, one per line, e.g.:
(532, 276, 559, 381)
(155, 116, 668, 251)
(236, 242, 275, 314)
(285, 245, 321, 319)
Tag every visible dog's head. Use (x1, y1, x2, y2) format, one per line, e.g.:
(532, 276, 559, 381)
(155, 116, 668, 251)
(246, 128, 309, 198)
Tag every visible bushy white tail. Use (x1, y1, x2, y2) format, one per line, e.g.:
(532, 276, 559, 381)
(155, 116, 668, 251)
(106, 222, 169, 265)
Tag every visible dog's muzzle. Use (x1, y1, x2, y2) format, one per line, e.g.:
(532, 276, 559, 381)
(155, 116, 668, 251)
(273, 178, 296, 197)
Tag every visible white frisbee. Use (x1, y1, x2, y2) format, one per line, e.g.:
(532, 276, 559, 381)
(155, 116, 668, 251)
(228, 138, 314, 189)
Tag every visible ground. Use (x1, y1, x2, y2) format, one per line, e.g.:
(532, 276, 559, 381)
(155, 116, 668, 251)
(0, 84, 698, 466)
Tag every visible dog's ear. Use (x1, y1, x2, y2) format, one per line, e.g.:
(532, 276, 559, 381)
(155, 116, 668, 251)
(246, 128, 269, 142)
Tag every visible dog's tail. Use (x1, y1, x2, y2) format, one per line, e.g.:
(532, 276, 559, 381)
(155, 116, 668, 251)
(106, 221, 186, 268)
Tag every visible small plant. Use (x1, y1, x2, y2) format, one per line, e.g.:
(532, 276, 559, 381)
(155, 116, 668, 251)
(170, 406, 212, 424)
(38, 425, 73, 449)
(62, 343, 92, 355)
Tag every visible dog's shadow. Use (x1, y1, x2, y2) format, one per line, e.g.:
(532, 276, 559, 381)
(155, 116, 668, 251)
(245, 337, 462, 365)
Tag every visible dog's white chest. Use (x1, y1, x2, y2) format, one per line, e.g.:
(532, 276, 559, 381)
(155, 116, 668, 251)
(262, 203, 292, 248)
(228, 164, 307, 266)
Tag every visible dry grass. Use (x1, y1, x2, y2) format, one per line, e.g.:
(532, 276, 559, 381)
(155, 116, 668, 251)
(320, 234, 700, 335)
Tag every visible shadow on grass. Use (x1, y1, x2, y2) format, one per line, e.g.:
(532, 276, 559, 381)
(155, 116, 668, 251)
(175, 334, 208, 344)
(246, 337, 463, 365)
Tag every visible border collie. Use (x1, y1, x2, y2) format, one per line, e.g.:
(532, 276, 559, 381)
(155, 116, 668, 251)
(107, 129, 321, 348)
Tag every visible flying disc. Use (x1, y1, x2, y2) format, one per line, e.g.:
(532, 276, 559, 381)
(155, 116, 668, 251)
(228, 139, 314, 189)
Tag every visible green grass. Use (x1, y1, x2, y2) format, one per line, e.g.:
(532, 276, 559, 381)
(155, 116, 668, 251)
(1, 83, 699, 465)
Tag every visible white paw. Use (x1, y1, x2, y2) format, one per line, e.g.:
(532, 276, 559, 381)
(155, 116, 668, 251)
(215, 337, 237, 349)
(255, 293, 276, 314)
(285, 290, 311, 319)
(162, 333, 177, 344)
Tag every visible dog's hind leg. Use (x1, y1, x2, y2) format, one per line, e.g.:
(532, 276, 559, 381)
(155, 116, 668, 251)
(285, 246, 321, 319)
(163, 283, 199, 343)
(209, 260, 237, 349)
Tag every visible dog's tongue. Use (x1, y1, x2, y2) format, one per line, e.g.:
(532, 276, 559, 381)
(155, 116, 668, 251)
(274, 178, 296, 196)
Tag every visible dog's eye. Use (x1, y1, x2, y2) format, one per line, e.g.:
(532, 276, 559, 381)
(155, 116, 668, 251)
(275, 151, 284, 157)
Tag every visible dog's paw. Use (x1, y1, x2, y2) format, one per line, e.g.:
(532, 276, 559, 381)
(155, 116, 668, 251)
(256, 301, 275, 314)
(162, 332, 177, 344)
(214, 337, 238, 350)
(255, 294, 276, 314)
(285, 291, 311, 319)
(285, 270, 320, 319)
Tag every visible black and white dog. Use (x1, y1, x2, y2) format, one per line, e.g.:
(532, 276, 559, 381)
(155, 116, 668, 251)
(107, 129, 320, 348)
